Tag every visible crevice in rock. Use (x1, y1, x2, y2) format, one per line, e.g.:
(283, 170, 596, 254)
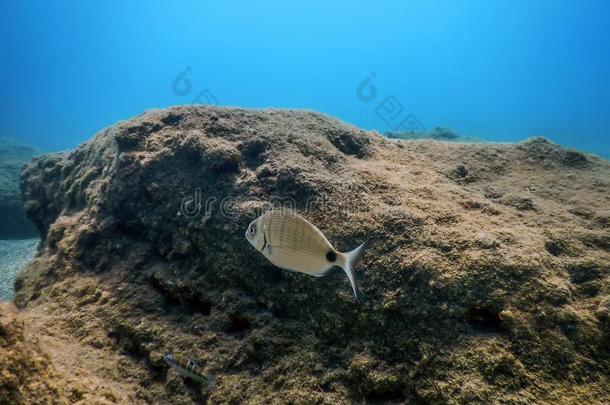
(107, 326, 148, 361)
(567, 262, 603, 284)
(364, 388, 406, 404)
(150, 275, 212, 316)
(227, 313, 251, 336)
(240, 139, 268, 168)
(466, 305, 503, 334)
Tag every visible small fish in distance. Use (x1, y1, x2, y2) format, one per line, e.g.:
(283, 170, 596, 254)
(245, 209, 366, 299)
(164, 353, 215, 387)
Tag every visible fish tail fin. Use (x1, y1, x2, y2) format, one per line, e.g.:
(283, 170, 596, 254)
(342, 242, 366, 300)
(207, 374, 216, 389)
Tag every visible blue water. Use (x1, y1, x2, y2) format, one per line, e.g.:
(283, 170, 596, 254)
(1, 1, 608, 158)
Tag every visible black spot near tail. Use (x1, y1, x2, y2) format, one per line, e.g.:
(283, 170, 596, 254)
(326, 250, 337, 262)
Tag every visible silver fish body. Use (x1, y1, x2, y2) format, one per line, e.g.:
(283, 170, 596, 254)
(245, 210, 365, 299)
(164, 353, 215, 387)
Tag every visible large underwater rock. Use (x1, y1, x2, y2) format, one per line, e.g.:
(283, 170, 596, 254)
(8, 106, 610, 403)
(0, 138, 38, 239)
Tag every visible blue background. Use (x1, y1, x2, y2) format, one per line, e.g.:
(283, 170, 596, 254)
(1, 1, 608, 157)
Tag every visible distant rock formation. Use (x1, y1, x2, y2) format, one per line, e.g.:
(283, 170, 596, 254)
(385, 126, 482, 143)
(0, 138, 39, 238)
(8, 107, 610, 403)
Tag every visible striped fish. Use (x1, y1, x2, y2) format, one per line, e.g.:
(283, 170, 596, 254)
(245, 209, 365, 299)
(164, 353, 215, 387)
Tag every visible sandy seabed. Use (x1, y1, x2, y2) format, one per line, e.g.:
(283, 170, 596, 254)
(0, 239, 39, 300)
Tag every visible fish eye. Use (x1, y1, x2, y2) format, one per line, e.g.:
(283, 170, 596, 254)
(249, 224, 257, 235)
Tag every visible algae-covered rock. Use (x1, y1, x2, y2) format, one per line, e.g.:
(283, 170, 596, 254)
(8, 106, 610, 403)
(0, 302, 81, 404)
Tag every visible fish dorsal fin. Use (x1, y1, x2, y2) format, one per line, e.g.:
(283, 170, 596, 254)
(185, 359, 203, 369)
